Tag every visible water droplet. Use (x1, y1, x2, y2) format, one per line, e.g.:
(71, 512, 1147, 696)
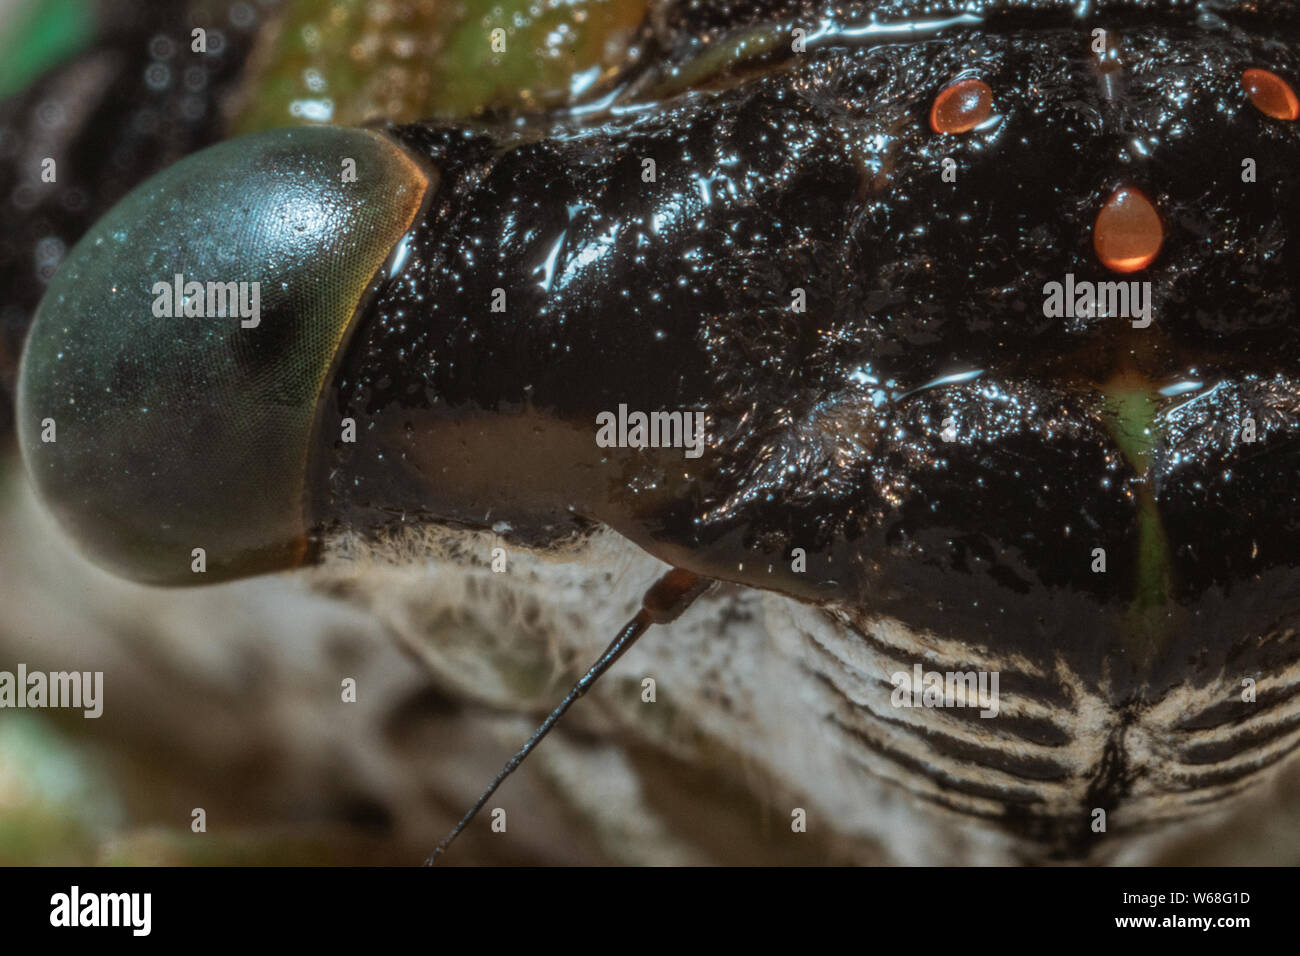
(1094, 186, 1163, 273)
(1242, 68, 1299, 121)
(930, 79, 993, 134)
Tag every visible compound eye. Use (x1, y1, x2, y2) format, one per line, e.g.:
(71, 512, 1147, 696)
(17, 127, 432, 583)
(1242, 68, 1300, 121)
(929, 78, 994, 134)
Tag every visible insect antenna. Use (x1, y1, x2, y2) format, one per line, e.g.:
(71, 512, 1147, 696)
(424, 567, 711, 865)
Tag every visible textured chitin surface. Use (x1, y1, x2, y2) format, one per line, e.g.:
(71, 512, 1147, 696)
(0, 0, 279, 430)
(328, 1, 1300, 844)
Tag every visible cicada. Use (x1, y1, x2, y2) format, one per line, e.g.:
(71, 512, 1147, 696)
(3, 0, 1300, 864)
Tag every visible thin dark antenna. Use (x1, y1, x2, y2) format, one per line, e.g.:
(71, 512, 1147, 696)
(424, 567, 709, 865)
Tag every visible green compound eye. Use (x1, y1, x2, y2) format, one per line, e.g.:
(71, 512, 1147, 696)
(17, 126, 432, 584)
